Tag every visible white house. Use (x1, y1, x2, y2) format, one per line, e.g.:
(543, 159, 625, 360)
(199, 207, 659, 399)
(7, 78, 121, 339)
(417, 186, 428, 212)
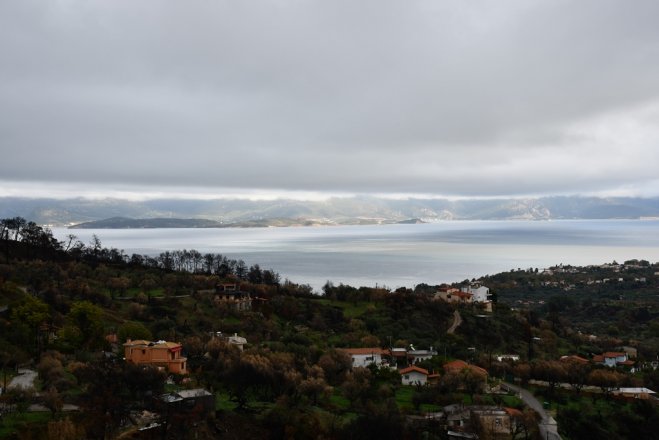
(227, 333, 247, 351)
(602, 352, 628, 368)
(408, 348, 437, 363)
(340, 348, 389, 368)
(400, 365, 433, 386)
(461, 284, 490, 303)
(593, 351, 633, 368)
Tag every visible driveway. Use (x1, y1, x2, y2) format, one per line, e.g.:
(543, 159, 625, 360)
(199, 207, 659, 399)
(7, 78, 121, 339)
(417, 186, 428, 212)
(28, 403, 80, 412)
(502, 382, 561, 440)
(447, 310, 463, 334)
(8, 369, 37, 391)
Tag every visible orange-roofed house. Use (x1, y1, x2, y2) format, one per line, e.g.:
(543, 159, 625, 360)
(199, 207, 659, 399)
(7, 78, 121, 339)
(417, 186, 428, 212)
(594, 351, 633, 368)
(400, 365, 440, 386)
(339, 348, 390, 368)
(124, 339, 188, 374)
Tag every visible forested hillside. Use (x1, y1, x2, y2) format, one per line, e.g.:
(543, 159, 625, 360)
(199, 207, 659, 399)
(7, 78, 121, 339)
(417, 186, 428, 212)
(2, 217, 659, 439)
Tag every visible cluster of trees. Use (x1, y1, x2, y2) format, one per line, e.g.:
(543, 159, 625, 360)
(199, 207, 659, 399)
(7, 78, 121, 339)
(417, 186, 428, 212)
(131, 250, 281, 285)
(1, 217, 59, 247)
(507, 359, 634, 396)
(1, 217, 285, 288)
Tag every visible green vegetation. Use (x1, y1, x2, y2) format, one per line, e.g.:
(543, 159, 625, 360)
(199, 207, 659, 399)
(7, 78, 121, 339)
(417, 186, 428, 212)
(2, 216, 659, 439)
(0, 412, 51, 438)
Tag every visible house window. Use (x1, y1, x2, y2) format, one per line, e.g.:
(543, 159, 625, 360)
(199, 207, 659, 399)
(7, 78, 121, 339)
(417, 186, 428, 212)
(404, 375, 409, 380)
(495, 418, 501, 426)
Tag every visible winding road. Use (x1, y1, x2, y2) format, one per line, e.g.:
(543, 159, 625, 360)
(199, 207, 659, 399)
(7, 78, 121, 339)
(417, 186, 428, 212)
(502, 382, 561, 440)
(447, 310, 462, 334)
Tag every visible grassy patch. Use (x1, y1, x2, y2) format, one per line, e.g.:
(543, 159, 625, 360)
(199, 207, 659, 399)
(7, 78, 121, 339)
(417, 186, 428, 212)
(328, 392, 350, 410)
(312, 299, 376, 319)
(0, 411, 51, 437)
(215, 392, 238, 411)
(394, 386, 415, 411)
(214, 392, 275, 413)
(419, 403, 443, 412)
(500, 394, 523, 408)
(147, 288, 165, 298)
(222, 316, 242, 325)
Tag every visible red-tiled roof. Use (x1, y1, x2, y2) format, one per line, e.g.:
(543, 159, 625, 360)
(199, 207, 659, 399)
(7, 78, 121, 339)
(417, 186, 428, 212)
(592, 355, 604, 363)
(560, 355, 590, 364)
(603, 352, 626, 358)
(468, 364, 488, 376)
(400, 365, 429, 375)
(504, 407, 523, 417)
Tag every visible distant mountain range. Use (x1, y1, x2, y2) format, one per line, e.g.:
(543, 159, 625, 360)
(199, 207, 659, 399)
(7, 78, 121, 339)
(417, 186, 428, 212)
(1, 196, 658, 227)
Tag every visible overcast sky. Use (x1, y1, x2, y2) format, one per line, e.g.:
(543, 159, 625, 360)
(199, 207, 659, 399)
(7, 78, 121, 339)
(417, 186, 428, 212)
(1, 0, 659, 200)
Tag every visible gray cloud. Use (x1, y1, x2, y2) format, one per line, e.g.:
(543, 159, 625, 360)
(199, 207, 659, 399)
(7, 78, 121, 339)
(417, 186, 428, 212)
(2, 0, 659, 198)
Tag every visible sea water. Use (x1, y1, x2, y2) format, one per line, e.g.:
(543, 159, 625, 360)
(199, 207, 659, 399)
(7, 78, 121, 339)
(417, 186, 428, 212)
(52, 220, 659, 292)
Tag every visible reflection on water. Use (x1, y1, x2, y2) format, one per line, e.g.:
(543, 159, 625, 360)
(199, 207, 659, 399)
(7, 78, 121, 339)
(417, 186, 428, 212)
(53, 220, 659, 292)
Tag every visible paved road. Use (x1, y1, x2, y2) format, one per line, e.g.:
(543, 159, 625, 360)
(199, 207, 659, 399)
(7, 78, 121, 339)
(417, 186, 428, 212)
(503, 382, 561, 440)
(447, 310, 463, 334)
(8, 369, 37, 390)
(28, 403, 80, 412)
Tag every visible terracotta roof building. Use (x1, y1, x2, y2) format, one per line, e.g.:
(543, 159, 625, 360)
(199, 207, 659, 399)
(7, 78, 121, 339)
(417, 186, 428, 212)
(400, 365, 440, 386)
(124, 339, 188, 374)
(594, 351, 634, 368)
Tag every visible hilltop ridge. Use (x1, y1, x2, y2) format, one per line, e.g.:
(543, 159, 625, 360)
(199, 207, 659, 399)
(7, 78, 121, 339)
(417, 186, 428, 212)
(2, 195, 659, 227)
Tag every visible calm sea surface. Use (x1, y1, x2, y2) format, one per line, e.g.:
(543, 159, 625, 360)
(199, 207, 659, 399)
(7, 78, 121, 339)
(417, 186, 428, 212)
(52, 220, 659, 292)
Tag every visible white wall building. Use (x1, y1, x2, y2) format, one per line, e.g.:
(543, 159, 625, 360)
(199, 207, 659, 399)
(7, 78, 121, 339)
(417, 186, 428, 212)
(461, 284, 490, 303)
(400, 365, 430, 386)
(341, 348, 388, 368)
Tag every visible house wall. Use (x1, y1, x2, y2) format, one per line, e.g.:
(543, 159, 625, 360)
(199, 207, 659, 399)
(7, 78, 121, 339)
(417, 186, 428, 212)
(464, 286, 490, 303)
(474, 411, 512, 435)
(603, 353, 627, 367)
(409, 352, 435, 363)
(402, 371, 427, 386)
(604, 357, 617, 367)
(351, 353, 382, 368)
